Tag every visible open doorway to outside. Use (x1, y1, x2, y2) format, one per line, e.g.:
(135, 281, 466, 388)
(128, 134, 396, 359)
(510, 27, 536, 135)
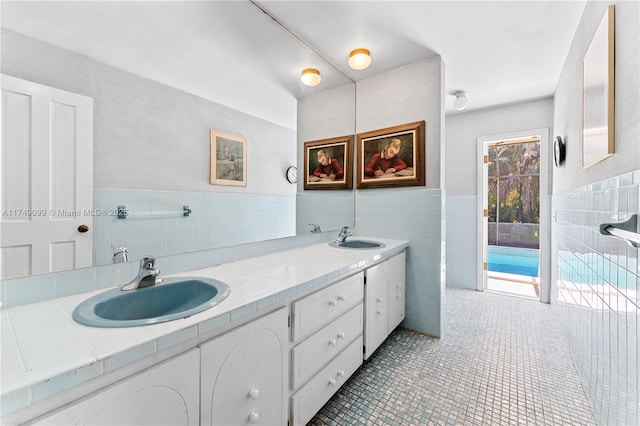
(487, 137, 540, 298)
(477, 129, 550, 302)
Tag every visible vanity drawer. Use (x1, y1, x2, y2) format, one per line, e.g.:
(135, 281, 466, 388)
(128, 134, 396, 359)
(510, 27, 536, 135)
(291, 272, 363, 341)
(291, 303, 363, 390)
(290, 335, 363, 426)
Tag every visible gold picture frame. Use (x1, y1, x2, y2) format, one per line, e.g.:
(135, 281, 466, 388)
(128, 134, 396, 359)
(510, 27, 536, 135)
(356, 121, 425, 189)
(210, 129, 247, 186)
(582, 4, 615, 168)
(303, 135, 353, 190)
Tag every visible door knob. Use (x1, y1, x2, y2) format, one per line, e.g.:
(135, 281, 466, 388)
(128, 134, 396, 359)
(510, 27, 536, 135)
(77, 224, 89, 233)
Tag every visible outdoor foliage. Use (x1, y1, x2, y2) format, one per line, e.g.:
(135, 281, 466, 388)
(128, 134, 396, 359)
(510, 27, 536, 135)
(488, 141, 540, 224)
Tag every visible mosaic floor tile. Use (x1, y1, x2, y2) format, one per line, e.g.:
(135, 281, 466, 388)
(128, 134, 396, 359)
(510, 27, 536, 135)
(308, 288, 596, 426)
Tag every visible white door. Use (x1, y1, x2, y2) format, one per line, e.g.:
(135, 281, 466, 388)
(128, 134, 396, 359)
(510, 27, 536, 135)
(387, 251, 406, 331)
(1, 75, 93, 279)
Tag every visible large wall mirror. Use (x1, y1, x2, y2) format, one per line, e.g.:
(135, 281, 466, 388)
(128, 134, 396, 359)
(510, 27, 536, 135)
(1, 1, 355, 279)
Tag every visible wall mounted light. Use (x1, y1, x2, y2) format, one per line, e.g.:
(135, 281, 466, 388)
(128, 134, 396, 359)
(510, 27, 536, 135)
(453, 91, 469, 111)
(348, 48, 371, 70)
(301, 68, 321, 86)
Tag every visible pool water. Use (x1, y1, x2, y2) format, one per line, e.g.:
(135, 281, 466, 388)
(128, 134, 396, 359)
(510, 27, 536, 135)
(488, 246, 539, 277)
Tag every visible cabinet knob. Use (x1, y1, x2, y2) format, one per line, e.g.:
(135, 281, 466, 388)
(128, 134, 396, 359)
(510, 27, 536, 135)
(328, 378, 336, 386)
(77, 224, 89, 233)
(376, 297, 383, 303)
(337, 331, 345, 339)
(396, 284, 401, 288)
(329, 338, 337, 346)
(338, 294, 346, 302)
(329, 299, 338, 307)
(377, 310, 383, 315)
(248, 412, 259, 423)
(337, 369, 345, 377)
(248, 388, 260, 400)
(396, 294, 401, 298)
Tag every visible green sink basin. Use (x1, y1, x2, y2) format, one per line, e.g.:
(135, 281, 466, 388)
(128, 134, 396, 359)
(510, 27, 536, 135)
(73, 277, 231, 328)
(329, 240, 386, 249)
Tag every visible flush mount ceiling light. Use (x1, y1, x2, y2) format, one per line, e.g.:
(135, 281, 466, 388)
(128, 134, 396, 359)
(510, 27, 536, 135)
(301, 68, 321, 87)
(348, 48, 371, 70)
(453, 91, 469, 111)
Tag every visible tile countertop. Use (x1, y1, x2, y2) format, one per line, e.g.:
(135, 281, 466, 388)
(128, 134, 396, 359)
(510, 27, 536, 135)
(0, 237, 408, 417)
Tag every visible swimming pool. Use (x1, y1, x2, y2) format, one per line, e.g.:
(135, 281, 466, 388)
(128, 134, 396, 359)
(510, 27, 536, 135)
(488, 246, 539, 277)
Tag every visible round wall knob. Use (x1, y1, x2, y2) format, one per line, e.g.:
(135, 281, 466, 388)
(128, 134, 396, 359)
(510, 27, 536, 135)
(248, 388, 260, 400)
(248, 412, 259, 424)
(328, 378, 336, 386)
(77, 224, 89, 233)
(329, 338, 337, 346)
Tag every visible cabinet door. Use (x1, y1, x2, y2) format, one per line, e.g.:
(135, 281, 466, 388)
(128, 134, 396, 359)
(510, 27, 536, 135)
(37, 349, 200, 426)
(200, 308, 288, 426)
(364, 261, 389, 359)
(388, 251, 406, 331)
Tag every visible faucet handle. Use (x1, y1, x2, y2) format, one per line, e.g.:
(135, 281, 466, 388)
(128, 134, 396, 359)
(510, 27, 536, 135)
(140, 256, 156, 269)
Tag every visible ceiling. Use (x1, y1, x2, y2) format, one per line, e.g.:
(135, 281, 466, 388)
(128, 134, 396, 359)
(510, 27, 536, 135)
(1, 1, 587, 130)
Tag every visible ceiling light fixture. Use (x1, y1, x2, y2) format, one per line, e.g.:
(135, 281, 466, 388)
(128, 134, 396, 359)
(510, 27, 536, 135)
(348, 48, 371, 70)
(301, 68, 321, 86)
(453, 91, 469, 111)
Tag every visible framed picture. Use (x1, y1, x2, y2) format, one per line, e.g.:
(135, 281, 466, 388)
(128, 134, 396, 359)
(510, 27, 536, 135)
(210, 129, 247, 186)
(356, 121, 425, 189)
(582, 4, 615, 168)
(304, 135, 353, 190)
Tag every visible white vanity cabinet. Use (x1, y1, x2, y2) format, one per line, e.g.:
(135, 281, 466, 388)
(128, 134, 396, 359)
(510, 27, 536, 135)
(200, 307, 288, 426)
(36, 349, 200, 426)
(289, 272, 364, 425)
(364, 251, 406, 359)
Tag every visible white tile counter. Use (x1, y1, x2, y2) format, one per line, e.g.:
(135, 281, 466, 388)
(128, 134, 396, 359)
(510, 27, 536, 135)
(0, 237, 408, 419)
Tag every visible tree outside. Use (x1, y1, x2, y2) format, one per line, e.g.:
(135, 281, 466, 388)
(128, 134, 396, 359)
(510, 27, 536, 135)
(488, 141, 540, 249)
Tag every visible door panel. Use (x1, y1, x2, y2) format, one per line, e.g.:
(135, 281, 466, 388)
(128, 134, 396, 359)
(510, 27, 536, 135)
(1, 75, 93, 278)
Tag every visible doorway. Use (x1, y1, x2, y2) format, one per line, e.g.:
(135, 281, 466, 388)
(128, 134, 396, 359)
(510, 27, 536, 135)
(476, 129, 550, 302)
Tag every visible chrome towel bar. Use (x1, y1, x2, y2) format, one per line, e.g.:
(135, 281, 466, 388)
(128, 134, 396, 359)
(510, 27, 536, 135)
(599, 214, 639, 248)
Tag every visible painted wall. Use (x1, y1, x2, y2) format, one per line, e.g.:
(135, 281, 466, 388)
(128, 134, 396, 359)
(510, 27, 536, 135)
(553, 1, 639, 194)
(445, 99, 554, 289)
(551, 1, 640, 424)
(355, 58, 446, 337)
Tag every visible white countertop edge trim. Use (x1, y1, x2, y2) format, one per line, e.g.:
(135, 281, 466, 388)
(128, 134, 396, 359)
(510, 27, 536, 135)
(0, 238, 408, 417)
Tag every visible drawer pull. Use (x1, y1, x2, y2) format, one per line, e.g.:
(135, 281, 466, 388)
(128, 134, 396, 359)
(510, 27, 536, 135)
(329, 299, 338, 307)
(338, 294, 346, 302)
(248, 412, 260, 423)
(337, 331, 345, 339)
(328, 378, 336, 386)
(329, 338, 337, 346)
(337, 369, 345, 377)
(248, 388, 260, 400)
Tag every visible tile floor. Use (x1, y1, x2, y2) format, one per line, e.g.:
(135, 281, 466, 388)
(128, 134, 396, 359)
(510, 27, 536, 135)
(309, 288, 596, 425)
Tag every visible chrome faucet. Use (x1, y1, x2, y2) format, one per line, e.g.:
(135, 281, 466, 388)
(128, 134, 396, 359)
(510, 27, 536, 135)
(309, 223, 322, 233)
(336, 226, 352, 243)
(121, 256, 162, 291)
(111, 245, 129, 264)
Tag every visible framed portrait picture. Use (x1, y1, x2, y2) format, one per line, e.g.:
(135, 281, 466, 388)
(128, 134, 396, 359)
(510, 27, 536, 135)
(356, 121, 425, 189)
(582, 4, 614, 168)
(303, 135, 353, 190)
(210, 129, 247, 187)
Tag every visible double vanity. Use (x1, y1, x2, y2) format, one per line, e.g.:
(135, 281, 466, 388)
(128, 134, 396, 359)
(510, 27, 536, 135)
(1, 236, 408, 425)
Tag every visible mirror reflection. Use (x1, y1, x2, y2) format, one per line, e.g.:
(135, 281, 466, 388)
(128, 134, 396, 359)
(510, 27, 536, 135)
(0, 1, 355, 279)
